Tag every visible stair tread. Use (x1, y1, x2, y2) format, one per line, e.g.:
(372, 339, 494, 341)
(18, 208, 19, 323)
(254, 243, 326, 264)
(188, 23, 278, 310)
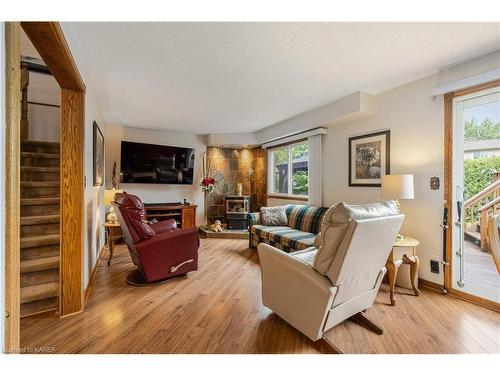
(21, 141, 60, 155)
(21, 297, 58, 318)
(21, 140, 60, 147)
(21, 269, 59, 287)
(21, 215, 60, 225)
(21, 198, 60, 206)
(21, 256, 60, 273)
(21, 234, 60, 248)
(20, 282, 59, 304)
(21, 181, 60, 187)
(21, 166, 60, 172)
(19, 142, 61, 314)
(21, 152, 60, 159)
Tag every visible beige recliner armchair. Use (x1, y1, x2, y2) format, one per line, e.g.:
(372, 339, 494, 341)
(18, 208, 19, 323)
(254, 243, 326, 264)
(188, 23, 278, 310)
(258, 201, 404, 351)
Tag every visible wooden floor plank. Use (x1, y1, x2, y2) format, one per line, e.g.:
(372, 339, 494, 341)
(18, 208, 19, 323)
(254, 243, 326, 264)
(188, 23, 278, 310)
(20, 238, 500, 354)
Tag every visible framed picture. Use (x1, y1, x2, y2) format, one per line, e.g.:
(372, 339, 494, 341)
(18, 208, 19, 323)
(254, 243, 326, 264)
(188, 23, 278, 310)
(348, 130, 390, 187)
(93, 121, 105, 186)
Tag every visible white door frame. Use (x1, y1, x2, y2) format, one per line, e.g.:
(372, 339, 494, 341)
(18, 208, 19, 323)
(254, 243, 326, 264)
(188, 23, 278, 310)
(451, 87, 500, 303)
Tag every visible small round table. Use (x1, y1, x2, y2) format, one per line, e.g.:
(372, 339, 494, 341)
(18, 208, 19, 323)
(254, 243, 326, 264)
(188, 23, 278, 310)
(385, 236, 420, 306)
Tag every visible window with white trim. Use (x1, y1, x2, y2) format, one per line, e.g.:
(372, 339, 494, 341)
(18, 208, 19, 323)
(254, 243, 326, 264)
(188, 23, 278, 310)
(268, 141, 309, 197)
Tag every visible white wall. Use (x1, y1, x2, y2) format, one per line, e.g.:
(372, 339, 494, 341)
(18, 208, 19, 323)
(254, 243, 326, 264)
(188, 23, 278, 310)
(105, 124, 207, 225)
(255, 91, 375, 144)
(20, 28, 60, 143)
(0, 21, 6, 352)
(319, 52, 500, 284)
(27, 71, 60, 142)
(82, 91, 106, 287)
(61, 24, 106, 288)
(207, 132, 258, 147)
(436, 50, 500, 87)
(321, 74, 445, 284)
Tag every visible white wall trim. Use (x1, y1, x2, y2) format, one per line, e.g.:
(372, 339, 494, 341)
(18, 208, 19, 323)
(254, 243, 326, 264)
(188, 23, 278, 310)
(431, 68, 500, 97)
(261, 127, 327, 149)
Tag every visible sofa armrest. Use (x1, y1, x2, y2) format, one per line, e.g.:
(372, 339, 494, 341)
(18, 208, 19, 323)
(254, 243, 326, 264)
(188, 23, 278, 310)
(248, 212, 262, 227)
(248, 212, 262, 248)
(257, 243, 337, 341)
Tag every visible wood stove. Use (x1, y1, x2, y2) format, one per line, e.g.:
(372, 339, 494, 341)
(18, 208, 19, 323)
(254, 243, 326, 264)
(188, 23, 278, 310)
(225, 195, 251, 230)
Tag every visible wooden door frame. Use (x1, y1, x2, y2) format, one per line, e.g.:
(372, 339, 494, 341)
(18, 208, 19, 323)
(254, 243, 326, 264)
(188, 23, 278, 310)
(444, 79, 500, 312)
(4, 21, 86, 350)
(4, 22, 21, 352)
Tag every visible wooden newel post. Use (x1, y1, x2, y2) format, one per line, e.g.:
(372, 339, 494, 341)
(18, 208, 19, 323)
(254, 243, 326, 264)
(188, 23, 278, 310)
(492, 170, 500, 182)
(480, 209, 488, 250)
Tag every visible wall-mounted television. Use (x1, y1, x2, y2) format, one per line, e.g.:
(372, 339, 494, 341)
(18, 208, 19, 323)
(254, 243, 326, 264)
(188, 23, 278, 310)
(120, 141, 195, 184)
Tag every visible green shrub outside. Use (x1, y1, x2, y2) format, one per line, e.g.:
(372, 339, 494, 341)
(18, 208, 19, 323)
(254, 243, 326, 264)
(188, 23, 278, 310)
(464, 156, 500, 223)
(463, 117, 500, 223)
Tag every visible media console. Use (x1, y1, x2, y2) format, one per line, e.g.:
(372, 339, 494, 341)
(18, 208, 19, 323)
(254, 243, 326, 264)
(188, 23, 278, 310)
(143, 203, 197, 229)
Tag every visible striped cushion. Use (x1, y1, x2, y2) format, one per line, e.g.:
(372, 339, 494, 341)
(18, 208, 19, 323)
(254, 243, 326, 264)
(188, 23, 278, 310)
(268, 228, 316, 251)
(252, 225, 316, 251)
(251, 225, 289, 242)
(286, 205, 328, 234)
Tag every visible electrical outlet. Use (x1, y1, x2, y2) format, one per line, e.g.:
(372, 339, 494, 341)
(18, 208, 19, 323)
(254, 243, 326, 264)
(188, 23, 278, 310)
(430, 259, 440, 274)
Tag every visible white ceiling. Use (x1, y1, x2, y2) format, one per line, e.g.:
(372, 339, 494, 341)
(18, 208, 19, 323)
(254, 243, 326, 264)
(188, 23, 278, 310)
(66, 22, 500, 133)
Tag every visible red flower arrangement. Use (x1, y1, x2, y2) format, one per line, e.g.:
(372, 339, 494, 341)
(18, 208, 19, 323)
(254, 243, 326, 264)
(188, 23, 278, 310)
(200, 176, 216, 193)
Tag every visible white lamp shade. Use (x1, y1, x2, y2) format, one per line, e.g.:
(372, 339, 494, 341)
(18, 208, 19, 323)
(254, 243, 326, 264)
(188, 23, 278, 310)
(381, 174, 414, 200)
(104, 189, 123, 206)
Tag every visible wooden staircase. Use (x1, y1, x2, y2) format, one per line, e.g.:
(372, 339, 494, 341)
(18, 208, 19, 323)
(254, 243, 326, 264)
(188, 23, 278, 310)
(20, 140, 60, 317)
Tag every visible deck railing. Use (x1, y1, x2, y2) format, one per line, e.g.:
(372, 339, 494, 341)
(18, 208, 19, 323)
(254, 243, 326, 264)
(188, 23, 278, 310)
(464, 178, 500, 250)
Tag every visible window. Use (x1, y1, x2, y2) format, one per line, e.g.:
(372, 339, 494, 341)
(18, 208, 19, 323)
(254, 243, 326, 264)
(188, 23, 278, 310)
(269, 141, 309, 197)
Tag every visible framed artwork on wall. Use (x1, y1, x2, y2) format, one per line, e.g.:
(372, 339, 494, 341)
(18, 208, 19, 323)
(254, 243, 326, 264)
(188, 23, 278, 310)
(93, 121, 105, 186)
(348, 130, 390, 187)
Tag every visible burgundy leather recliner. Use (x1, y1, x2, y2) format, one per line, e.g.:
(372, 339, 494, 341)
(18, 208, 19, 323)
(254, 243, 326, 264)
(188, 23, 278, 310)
(112, 192, 199, 284)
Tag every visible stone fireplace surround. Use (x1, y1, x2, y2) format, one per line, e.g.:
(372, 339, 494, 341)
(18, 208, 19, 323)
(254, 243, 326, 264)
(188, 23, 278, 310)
(206, 146, 267, 225)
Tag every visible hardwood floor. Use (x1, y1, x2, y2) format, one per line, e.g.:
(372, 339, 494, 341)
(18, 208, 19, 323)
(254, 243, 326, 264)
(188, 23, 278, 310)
(20, 238, 500, 354)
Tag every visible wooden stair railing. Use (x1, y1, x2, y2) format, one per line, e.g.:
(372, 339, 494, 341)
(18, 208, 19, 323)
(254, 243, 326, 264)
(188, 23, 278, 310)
(479, 196, 500, 249)
(20, 62, 29, 141)
(464, 179, 500, 250)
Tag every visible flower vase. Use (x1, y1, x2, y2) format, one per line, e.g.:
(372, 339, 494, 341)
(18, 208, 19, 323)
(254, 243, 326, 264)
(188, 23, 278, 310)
(204, 192, 209, 229)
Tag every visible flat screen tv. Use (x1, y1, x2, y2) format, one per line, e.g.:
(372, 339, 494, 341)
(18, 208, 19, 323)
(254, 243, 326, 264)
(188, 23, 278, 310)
(120, 141, 195, 184)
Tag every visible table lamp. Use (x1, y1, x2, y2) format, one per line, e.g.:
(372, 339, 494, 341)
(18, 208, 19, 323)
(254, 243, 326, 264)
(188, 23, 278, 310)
(381, 174, 414, 240)
(104, 189, 123, 223)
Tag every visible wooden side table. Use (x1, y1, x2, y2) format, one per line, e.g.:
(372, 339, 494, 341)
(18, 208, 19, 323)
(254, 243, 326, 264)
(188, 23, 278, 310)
(385, 236, 420, 306)
(104, 222, 123, 266)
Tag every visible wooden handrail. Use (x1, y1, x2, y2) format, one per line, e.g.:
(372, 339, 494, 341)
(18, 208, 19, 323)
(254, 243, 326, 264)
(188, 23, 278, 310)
(26, 100, 60, 108)
(20, 62, 29, 140)
(479, 196, 500, 213)
(464, 179, 500, 208)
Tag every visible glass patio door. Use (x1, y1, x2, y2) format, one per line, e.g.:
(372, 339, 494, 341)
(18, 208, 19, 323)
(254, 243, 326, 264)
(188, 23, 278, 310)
(452, 87, 500, 303)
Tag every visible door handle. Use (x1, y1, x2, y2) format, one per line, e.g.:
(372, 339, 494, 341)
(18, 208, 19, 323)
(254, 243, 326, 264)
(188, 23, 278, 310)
(455, 187, 465, 288)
